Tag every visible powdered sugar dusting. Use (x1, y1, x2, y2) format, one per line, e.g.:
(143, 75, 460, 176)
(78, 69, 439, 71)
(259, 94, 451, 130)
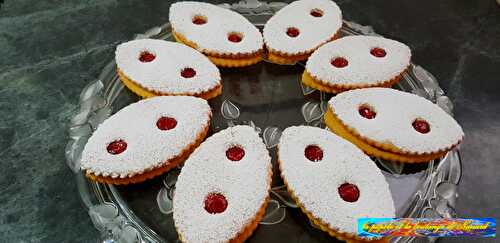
(263, 0, 342, 55)
(169, 2, 263, 55)
(173, 126, 271, 243)
(278, 126, 394, 235)
(329, 88, 464, 154)
(80, 96, 211, 178)
(115, 39, 220, 95)
(306, 36, 411, 85)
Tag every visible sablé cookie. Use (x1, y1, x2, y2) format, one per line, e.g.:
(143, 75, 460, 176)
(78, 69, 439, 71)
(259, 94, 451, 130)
(80, 96, 212, 185)
(169, 1, 264, 67)
(263, 0, 342, 64)
(303, 36, 411, 93)
(278, 126, 394, 242)
(115, 39, 221, 99)
(173, 126, 272, 243)
(324, 88, 464, 163)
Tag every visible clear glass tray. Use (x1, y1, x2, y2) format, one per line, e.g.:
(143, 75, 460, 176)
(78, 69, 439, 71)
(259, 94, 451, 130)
(65, 1, 462, 242)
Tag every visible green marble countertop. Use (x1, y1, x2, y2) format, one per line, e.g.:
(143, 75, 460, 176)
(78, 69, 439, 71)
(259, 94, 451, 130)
(1, 0, 499, 242)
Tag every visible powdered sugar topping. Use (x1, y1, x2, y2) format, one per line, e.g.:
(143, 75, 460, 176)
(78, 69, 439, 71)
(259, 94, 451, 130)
(263, 0, 342, 55)
(80, 96, 211, 178)
(173, 126, 271, 243)
(306, 36, 411, 85)
(169, 2, 263, 55)
(278, 126, 395, 236)
(329, 88, 464, 154)
(115, 39, 220, 95)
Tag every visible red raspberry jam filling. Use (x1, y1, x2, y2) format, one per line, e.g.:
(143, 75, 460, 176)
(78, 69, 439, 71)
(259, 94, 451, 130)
(139, 51, 155, 63)
(370, 47, 387, 58)
(192, 15, 207, 25)
(204, 193, 228, 214)
(228, 32, 243, 43)
(156, 117, 177, 130)
(338, 183, 360, 202)
(226, 146, 245, 161)
(358, 105, 376, 119)
(286, 27, 300, 38)
(310, 9, 324, 17)
(331, 57, 348, 68)
(412, 119, 430, 134)
(181, 67, 196, 78)
(304, 145, 323, 162)
(107, 140, 127, 155)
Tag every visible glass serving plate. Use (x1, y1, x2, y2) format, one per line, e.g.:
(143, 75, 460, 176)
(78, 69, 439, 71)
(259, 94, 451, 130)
(65, 1, 462, 242)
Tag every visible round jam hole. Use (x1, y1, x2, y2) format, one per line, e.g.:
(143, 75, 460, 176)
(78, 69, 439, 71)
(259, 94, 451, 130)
(226, 146, 245, 161)
(107, 140, 127, 155)
(204, 193, 228, 214)
(286, 27, 300, 38)
(156, 117, 177, 130)
(228, 33, 243, 43)
(338, 183, 360, 202)
(358, 106, 376, 119)
(139, 51, 155, 63)
(331, 57, 348, 68)
(304, 145, 323, 162)
(370, 47, 387, 58)
(181, 67, 196, 78)
(412, 119, 430, 134)
(192, 15, 207, 25)
(310, 9, 323, 17)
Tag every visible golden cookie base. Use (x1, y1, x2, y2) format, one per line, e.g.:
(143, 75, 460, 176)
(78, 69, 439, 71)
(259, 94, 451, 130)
(301, 71, 402, 94)
(173, 31, 262, 67)
(176, 167, 273, 243)
(276, 157, 390, 243)
(267, 51, 311, 65)
(324, 108, 448, 163)
(85, 122, 210, 185)
(206, 54, 262, 68)
(302, 71, 344, 93)
(118, 69, 222, 100)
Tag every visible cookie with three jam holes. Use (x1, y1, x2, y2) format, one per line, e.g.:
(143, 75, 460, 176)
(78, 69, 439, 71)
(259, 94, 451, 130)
(324, 88, 464, 163)
(115, 39, 221, 99)
(80, 96, 212, 185)
(278, 126, 395, 242)
(173, 126, 272, 243)
(263, 0, 342, 64)
(169, 2, 264, 68)
(303, 36, 411, 93)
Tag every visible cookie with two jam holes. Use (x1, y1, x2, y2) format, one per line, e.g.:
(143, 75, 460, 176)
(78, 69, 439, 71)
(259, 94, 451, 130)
(173, 126, 272, 243)
(278, 126, 395, 242)
(80, 96, 212, 185)
(169, 2, 264, 67)
(115, 39, 221, 99)
(302, 36, 411, 93)
(263, 0, 342, 64)
(324, 88, 464, 163)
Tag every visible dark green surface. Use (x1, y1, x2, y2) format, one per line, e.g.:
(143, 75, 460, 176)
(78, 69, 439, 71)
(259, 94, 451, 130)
(1, 0, 499, 242)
